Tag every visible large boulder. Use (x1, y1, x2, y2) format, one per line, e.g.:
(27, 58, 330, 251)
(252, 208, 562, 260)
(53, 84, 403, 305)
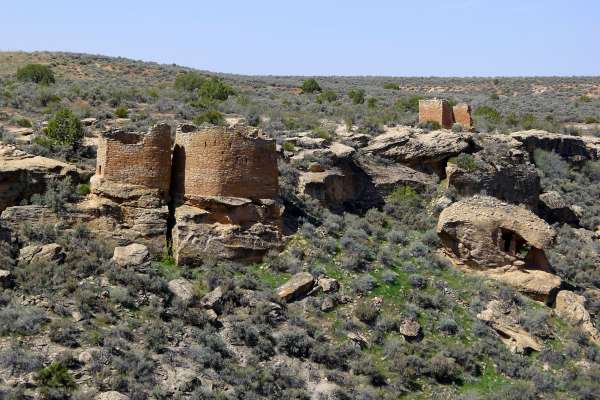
(363, 126, 472, 175)
(277, 272, 315, 302)
(538, 191, 580, 226)
(437, 196, 556, 270)
(356, 158, 437, 196)
(112, 243, 150, 267)
(172, 198, 283, 265)
(168, 278, 197, 303)
(477, 300, 542, 354)
(555, 291, 600, 345)
(0, 144, 83, 212)
(18, 243, 66, 264)
(481, 266, 561, 304)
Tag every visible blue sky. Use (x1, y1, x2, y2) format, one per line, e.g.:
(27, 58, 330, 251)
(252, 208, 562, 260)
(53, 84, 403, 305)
(1, 0, 599, 76)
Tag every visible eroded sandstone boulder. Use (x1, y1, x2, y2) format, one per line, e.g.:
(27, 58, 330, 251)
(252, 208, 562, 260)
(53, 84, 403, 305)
(364, 127, 472, 175)
(168, 278, 197, 304)
(0, 144, 84, 212)
(538, 191, 580, 226)
(112, 243, 150, 267)
(18, 243, 65, 265)
(277, 272, 315, 302)
(555, 291, 600, 345)
(481, 266, 561, 303)
(511, 129, 600, 162)
(437, 196, 556, 270)
(477, 300, 542, 354)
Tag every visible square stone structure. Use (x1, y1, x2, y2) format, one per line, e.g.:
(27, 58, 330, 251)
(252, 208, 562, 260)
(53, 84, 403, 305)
(95, 124, 172, 194)
(453, 103, 473, 130)
(172, 124, 279, 202)
(419, 99, 454, 129)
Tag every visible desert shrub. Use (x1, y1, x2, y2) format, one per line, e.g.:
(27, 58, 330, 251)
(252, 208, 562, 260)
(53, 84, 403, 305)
(438, 318, 459, 335)
(30, 177, 74, 214)
(351, 274, 378, 294)
(383, 82, 400, 90)
(175, 71, 205, 91)
(449, 153, 477, 171)
(193, 109, 224, 125)
(408, 274, 426, 289)
(49, 319, 80, 348)
(316, 89, 337, 103)
(427, 354, 462, 383)
(354, 300, 379, 324)
(45, 108, 84, 146)
(278, 329, 312, 358)
(348, 89, 365, 105)
(367, 97, 377, 109)
(0, 304, 48, 336)
(301, 78, 321, 93)
(15, 117, 32, 127)
(16, 63, 55, 85)
(395, 95, 423, 113)
(76, 183, 91, 196)
(0, 343, 44, 374)
(534, 149, 569, 181)
(473, 106, 501, 123)
(199, 77, 235, 101)
(35, 362, 76, 399)
(114, 106, 129, 118)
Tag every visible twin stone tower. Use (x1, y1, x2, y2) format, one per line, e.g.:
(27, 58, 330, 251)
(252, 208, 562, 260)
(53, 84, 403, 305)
(89, 123, 282, 265)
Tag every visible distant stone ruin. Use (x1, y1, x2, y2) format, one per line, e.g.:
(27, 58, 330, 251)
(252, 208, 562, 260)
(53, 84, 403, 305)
(419, 99, 472, 130)
(87, 123, 282, 262)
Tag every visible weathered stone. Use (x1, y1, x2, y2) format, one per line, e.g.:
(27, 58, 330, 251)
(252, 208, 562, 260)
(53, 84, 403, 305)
(399, 319, 421, 339)
(200, 286, 223, 310)
(347, 332, 369, 348)
(168, 278, 197, 303)
(477, 300, 542, 354)
(482, 266, 561, 304)
(437, 196, 556, 270)
(357, 158, 437, 196)
(538, 191, 580, 226)
(95, 392, 129, 400)
(19, 243, 66, 264)
(0, 144, 83, 212)
(308, 162, 324, 172)
(172, 200, 282, 265)
(364, 126, 472, 175)
(112, 243, 150, 267)
(555, 291, 600, 345)
(318, 277, 340, 293)
(277, 272, 315, 302)
(78, 351, 93, 364)
(511, 129, 600, 162)
(0, 269, 14, 288)
(321, 297, 335, 312)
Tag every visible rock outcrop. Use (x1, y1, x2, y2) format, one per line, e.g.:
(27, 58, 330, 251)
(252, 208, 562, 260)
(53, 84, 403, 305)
(511, 129, 600, 162)
(0, 144, 83, 212)
(538, 191, 580, 226)
(277, 272, 315, 302)
(18, 243, 65, 265)
(477, 300, 542, 354)
(112, 243, 150, 267)
(437, 196, 561, 302)
(554, 291, 600, 345)
(363, 127, 472, 175)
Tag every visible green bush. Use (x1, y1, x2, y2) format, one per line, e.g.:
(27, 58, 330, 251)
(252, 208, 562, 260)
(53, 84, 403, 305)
(76, 183, 91, 196)
(395, 96, 423, 113)
(15, 117, 32, 127)
(282, 142, 295, 152)
(473, 106, 501, 123)
(114, 105, 129, 118)
(175, 71, 206, 91)
(383, 82, 400, 90)
(16, 63, 55, 85)
(301, 78, 321, 94)
(193, 109, 224, 125)
(367, 97, 377, 109)
(316, 89, 337, 103)
(584, 117, 599, 124)
(44, 108, 84, 146)
(35, 362, 76, 398)
(348, 89, 365, 105)
(449, 153, 477, 172)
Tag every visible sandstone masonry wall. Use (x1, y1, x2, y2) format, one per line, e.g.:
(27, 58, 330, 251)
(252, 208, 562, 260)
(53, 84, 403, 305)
(96, 124, 172, 193)
(453, 103, 472, 129)
(172, 125, 278, 201)
(419, 99, 454, 129)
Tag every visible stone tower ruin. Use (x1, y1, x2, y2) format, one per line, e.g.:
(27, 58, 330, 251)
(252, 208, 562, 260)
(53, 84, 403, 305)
(172, 124, 278, 202)
(95, 124, 172, 194)
(86, 122, 282, 264)
(418, 99, 473, 130)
